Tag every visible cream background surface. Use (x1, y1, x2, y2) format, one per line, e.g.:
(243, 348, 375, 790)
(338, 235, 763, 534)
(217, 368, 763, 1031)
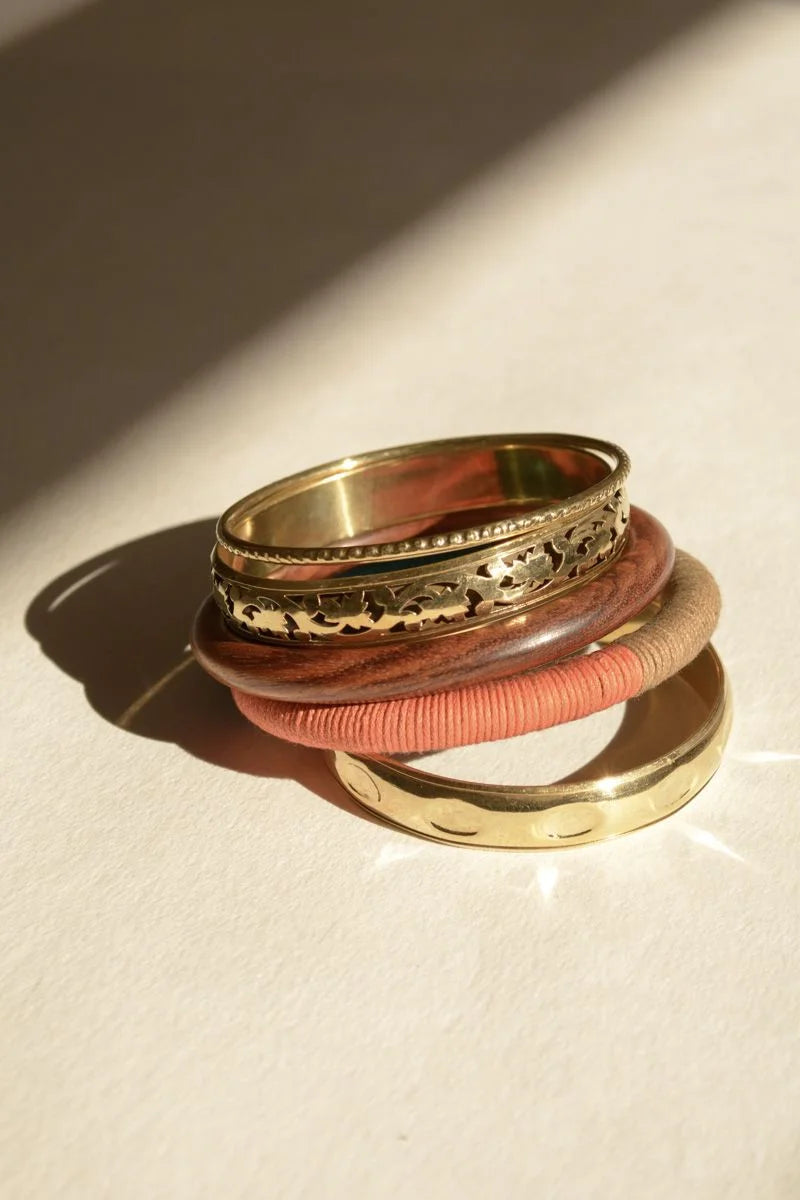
(2, 3, 799, 1197)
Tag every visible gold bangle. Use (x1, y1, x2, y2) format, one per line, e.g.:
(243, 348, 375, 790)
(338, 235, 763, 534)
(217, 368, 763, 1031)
(327, 642, 731, 849)
(215, 433, 630, 569)
(212, 434, 631, 643)
(212, 487, 629, 643)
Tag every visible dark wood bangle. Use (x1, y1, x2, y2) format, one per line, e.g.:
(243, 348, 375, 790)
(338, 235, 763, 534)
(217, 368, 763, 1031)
(191, 506, 673, 705)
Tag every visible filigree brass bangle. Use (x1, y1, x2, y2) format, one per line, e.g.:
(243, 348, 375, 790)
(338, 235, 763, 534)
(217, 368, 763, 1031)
(212, 488, 630, 643)
(215, 433, 630, 570)
(327, 643, 732, 850)
(194, 507, 673, 703)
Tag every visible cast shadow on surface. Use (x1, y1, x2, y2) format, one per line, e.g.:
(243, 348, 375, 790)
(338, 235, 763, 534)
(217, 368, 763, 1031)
(26, 518, 709, 843)
(24, 517, 373, 826)
(3, 0, 723, 517)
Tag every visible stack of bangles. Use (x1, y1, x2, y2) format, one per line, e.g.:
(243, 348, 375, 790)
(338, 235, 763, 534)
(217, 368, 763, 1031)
(192, 434, 731, 850)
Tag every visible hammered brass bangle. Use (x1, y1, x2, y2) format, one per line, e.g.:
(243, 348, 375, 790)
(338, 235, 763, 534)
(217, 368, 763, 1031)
(327, 643, 731, 850)
(215, 433, 630, 570)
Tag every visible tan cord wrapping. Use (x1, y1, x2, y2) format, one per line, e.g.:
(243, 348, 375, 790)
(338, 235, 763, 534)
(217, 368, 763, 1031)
(627, 551, 721, 692)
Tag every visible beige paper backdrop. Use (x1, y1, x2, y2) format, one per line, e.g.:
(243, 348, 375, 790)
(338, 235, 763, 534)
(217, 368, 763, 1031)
(2, 2, 799, 1196)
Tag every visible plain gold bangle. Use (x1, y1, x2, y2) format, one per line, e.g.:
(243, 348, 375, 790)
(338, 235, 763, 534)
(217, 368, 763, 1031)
(215, 433, 631, 569)
(327, 642, 731, 850)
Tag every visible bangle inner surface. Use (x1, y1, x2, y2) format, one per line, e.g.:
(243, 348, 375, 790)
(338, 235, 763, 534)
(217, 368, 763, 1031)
(232, 442, 612, 549)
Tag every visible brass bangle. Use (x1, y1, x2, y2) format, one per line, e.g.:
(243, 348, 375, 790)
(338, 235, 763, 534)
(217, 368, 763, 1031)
(212, 488, 630, 643)
(327, 643, 731, 850)
(194, 507, 673, 703)
(215, 433, 630, 569)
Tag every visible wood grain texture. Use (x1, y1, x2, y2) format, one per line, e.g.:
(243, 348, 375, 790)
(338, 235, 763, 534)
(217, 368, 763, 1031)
(191, 506, 674, 705)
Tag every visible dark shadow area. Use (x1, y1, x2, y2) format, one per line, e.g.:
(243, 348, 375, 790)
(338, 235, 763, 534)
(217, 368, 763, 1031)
(24, 518, 376, 827)
(3, 0, 722, 516)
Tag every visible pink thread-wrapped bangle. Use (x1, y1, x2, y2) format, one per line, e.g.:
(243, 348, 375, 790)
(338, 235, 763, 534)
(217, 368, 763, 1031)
(232, 550, 720, 754)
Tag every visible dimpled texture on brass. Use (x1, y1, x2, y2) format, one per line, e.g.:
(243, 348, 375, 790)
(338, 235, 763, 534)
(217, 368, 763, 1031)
(213, 489, 629, 643)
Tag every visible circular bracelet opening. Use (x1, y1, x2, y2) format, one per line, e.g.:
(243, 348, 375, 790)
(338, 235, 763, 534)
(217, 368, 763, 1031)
(216, 433, 629, 567)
